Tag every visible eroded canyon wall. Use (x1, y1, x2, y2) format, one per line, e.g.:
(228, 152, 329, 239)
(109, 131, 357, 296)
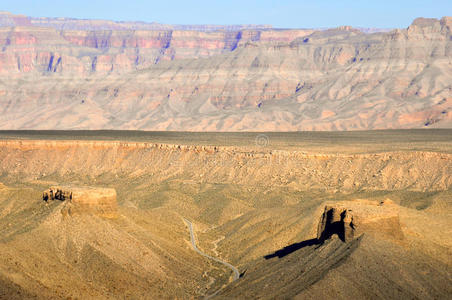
(0, 140, 450, 192)
(0, 20, 313, 75)
(0, 13, 450, 130)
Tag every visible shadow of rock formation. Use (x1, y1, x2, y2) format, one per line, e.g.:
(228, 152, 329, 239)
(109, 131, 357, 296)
(265, 206, 357, 259)
(317, 206, 355, 242)
(265, 200, 404, 260)
(264, 238, 321, 259)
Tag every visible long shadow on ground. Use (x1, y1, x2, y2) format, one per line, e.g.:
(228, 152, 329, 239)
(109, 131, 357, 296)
(264, 238, 321, 259)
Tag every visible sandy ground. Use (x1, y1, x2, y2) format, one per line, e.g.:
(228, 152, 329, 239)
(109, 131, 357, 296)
(0, 130, 450, 299)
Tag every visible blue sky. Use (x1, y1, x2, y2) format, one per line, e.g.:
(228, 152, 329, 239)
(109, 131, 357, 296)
(2, 0, 451, 28)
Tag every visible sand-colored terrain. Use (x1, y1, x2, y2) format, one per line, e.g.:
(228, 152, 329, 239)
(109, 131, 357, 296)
(0, 130, 450, 299)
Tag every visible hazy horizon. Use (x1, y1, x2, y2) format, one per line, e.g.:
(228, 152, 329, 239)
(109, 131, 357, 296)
(2, 0, 451, 29)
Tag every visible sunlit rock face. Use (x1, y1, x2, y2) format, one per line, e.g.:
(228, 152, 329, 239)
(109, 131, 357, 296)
(0, 12, 313, 76)
(316, 200, 404, 243)
(44, 186, 118, 218)
(2, 140, 450, 193)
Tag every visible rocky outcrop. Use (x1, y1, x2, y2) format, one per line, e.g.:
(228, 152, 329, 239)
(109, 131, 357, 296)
(43, 187, 72, 201)
(317, 206, 355, 242)
(44, 186, 118, 218)
(316, 200, 404, 242)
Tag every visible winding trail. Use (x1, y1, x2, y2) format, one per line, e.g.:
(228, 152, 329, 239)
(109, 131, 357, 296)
(183, 218, 239, 298)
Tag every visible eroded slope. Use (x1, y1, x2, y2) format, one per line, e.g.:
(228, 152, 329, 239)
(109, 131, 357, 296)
(0, 133, 450, 298)
(0, 17, 450, 130)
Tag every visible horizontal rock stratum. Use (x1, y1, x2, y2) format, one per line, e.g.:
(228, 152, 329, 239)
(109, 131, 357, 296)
(1, 139, 450, 192)
(44, 186, 118, 218)
(0, 13, 451, 130)
(316, 200, 403, 243)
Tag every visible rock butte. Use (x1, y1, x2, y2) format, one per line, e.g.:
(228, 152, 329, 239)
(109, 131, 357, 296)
(316, 200, 403, 243)
(44, 186, 118, 218)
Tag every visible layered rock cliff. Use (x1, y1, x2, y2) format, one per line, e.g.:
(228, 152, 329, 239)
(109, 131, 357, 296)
(0, 11, 313, 75)
(0, 12, 450, 130)
(44, 186, 118, 218)
(0, 139, 450, 192)
(0, 26, 315, 74)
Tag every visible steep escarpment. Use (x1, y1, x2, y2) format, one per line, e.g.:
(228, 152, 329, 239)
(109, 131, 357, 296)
(0, 139, 450, 192)
(0, 23, 313, 75)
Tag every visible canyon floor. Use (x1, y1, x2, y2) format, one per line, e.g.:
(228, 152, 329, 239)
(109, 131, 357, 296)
(0, 130, 451, 299)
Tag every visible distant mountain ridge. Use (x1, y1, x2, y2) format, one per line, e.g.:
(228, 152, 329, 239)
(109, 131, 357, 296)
(0, 11, 274, 31)
(0, 11, 395, 32)
(0, 12, 450, 131)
